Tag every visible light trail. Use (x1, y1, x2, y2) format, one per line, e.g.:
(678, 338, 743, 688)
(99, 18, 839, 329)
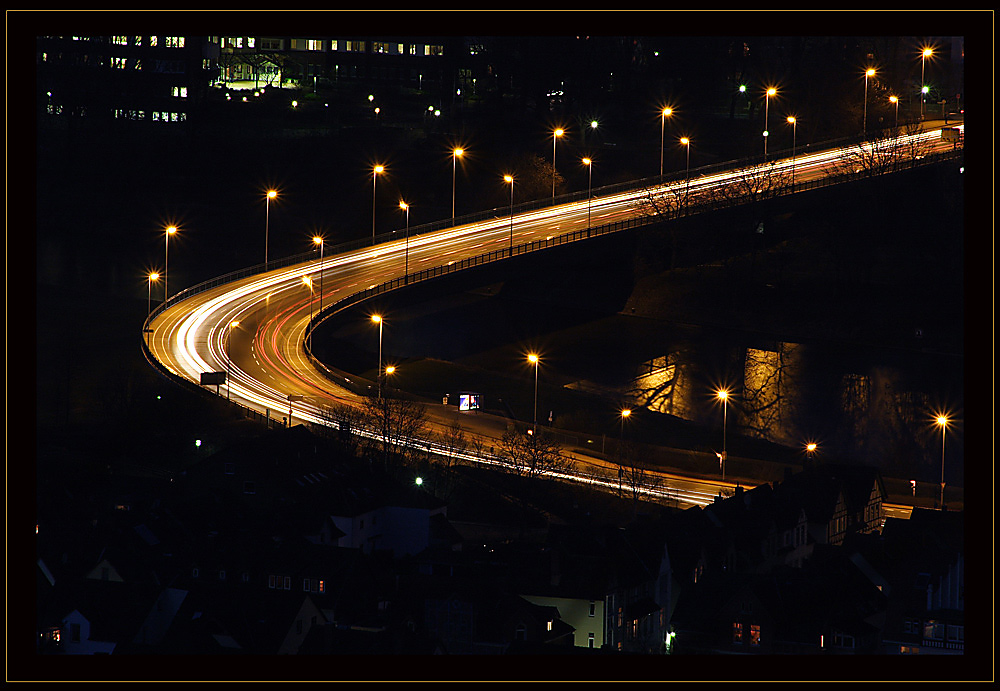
(148, 128, 959, 510)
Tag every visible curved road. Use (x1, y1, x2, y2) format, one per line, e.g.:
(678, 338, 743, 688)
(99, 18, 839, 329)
(147, 125, 960, 511)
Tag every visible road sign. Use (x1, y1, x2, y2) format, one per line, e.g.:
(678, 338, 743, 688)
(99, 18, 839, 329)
(200, 371, 227, 386)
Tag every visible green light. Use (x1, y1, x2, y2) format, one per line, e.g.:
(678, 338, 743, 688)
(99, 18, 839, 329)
(415, 477, 423, 486)
(739, 85, 747, 93)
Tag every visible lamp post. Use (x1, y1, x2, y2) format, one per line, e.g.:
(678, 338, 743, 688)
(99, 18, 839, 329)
(399, 201, 410, 283)
(717, 389, 729, 481)
(889, 95, 899, 128)
(863, 68, 875, 134)
(920, 47, 933, 121)
(936, 415, 948, 509)
(227, 320, 240, 401)
(312, 235, 324, 318)
(764, 87, 776, 159)
(679, 137, 690, 196)
(146, 272, 159, 347)
(264, 190, 277, 265)
(372, 314, 384, 397)
(582, 157, 593, 233)
(619, 407, 631, 495)
(302, 276, 315, 350)
(660, 107, 673, 179)
(786, 116, 797, 189)
(552, 129, 564, 200)
(805, 441, 817, 463)
(452, 148, 463, 222)
(504, 175, 514, 253)
(164, 225, 177, 303)
(527, 353, 539, 434)
(372, 164, 384, 244)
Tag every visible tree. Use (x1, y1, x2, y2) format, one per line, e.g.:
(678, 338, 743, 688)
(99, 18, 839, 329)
(358, 390, 429, 472)
(495, 424, 567, 481)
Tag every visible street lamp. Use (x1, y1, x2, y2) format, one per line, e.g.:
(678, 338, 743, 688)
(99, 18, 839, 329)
(660, 107, 673, 178)
(264, 190, 277, 265)
(863, 67, 875, 134)
(226, 320, 240, 401)
(371, 314, 384, 397)
(164, 225, 177, 303)
(552, 128, 564, 200)
(527, 353, 540, 434)
(504, 174, 515, 253)
(313, 235, 325, 318)
(717, 389, 730, 481)
(302, 276, 314, 349)
(372, 164, 384, 244)
(936, 414, 948, 509)
(889, 95, 899, 128)
(679, 137, 690, 196)
(786, 116, 797, 189)
(804, 441, 817, 463)
(452, 147, 464, 222)
(582, 157, 593, 233)
(920, 47, 933, 121)
(619, 407, 631, 495)
(399, 200, 410, 283)
(146, 272, 159, 347)
(763, 87, 777, 159)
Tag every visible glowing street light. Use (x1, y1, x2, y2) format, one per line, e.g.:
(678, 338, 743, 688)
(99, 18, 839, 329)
(679, 137, 691, 195)
(372, 164, 384, 244)
(619, 407, 631, 495)
(146, 272, 159, 346)
(164, 225, 177, 303)
(889, 95, 899, 128)
(452, 147, 464, 222)
(863, 67, 876, 134)
(920, 46, 934, 121)
(763, 87, 777, 158)
(399, 200, 411, 283)
(786, 116, 797, 189)
(264, 189, 277, 264)
(660, 107, 673, 178)
(302, 275, 315, 349)
(528, 353, 540, 433)
(936, 414, 949, 509)
(582, 157, 593, 233)
(805, 441, 817, 462)
(552, 128, 564, 200)
(312, 235, 325, 318)
(371, 314, 384, 397)
(504, 174, 515, 253)
(717, 389, 730, 480)
(226, 319, 240, 401)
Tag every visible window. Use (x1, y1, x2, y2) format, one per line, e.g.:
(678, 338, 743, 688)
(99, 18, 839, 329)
(589, 601, 596, 617)
(283, 576, 291, 590)
(172, 86, 188, 98)
(268, 574, 276, 589)
(307, 39, 323, 51)
(165, 36, 185, 48)
(303, 578, 311, 592)
(749, 624, 761, 647)
(149, 36, 158, 47)
(923, 620, 944, 640)
(588, 632, 595, 648)
(112, 36, 127, 45)
(515, 623, 526, 641)
(732, 622, 743, 643)
(345, 40, 365, 52)
(547, 620, 553, 632)
(192, 567, 199, 578)
(946, 625, 964, 643)
(218, 570, 226, 581)
(424, 44, 445, 56)
(224, 462, 235, 475)
(243, 481, 255, 495)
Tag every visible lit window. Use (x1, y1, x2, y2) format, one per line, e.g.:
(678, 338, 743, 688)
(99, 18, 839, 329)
(588, 632, 595, 648)
(318, 580, 325, 593)
(749, 624, 761, 646)
(113, 36, 127, 45)
(149, 36, 157, 47)
(307, 39, 323, 51)
(547, 620, 553, 632)
(732, 622, 743, 643)
(172, 86, 188, 98)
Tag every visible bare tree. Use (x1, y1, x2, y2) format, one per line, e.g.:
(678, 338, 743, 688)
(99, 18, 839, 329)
(620, 440, 664, 517)
(834, 120, 935, 177)
(495, 424, 568, 481)
(358, 390, 429, 471)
